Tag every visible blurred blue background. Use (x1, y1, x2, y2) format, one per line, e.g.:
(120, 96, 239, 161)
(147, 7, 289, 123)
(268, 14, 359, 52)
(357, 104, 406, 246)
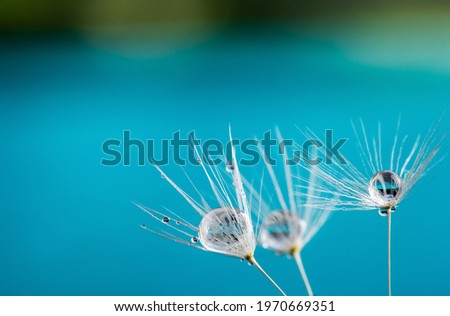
(0, 1, 449, 295)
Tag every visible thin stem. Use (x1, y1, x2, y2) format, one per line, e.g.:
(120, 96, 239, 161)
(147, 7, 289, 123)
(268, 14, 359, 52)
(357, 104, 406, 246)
(387, 207, 392, 296)
(294, 252, 314, 296)
(249, 257, 286, 296)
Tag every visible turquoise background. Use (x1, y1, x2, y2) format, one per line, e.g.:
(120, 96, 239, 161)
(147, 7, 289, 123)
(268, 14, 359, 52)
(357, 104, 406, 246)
(0, 23, 449, 295)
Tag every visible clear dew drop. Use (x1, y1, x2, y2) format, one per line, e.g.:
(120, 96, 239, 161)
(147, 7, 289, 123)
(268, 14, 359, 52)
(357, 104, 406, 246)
(368, 170, 403, 205)
(162, 216, 170, 223)
(247, 261, 254, 266)
(225, 161, 235, 173)
(191, 236, 199, 243)
(260, 210, 305, 255)
(240, 258, 245, 262)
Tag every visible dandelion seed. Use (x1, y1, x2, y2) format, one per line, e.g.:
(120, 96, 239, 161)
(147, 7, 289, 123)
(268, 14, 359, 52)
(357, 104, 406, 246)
(136, 128, 286, 296)
(246, 128, 333, 296)
(301, 115, 448, 295)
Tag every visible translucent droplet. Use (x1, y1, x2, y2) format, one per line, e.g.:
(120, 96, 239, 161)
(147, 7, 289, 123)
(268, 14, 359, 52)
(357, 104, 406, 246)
(162, 216, 170, 223)
(260, 210, 305, 255)
(378, 209, 388, 217)
(240, 258, 245, 262)
(248, 261, 254, 266)
(191, 236, 199, 243)
(198, 207, 254, 257)
(175, 220, 181, 225)
(140, 224, 147, 229)
(225, 161, 235, 173)
(368, 170, 403, 207)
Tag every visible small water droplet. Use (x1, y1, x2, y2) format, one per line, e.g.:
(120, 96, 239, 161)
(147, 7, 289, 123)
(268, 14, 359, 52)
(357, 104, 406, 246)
(140, 224, 147, 229)
(162, 216, 170, 223)
(176, 220, 181, 225)
(240, 258, 244, 262)
(226, 161, 235, 173)
(248, 261, 254, 266)
(191, 236, 199, 243)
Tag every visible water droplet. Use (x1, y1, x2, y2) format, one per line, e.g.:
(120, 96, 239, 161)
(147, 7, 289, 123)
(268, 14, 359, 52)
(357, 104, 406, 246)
(378, 209, 388, 217)
(140, 224, 147, 229)
(368, 170, 403, 206)
(191, 236, 199, 243)
(175, 220, 181, 225)
(248, 261, 254, 266)
(226, 161, 235, 173)
(260, 210, 304, 255)
(161, 173, 166, 179)
(240, 258, 245, 262)
(162, 216, 170, 223)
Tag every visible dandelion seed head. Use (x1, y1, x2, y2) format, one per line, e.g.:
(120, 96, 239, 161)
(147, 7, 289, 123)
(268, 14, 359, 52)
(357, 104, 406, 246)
(198, 207, 255, 259)
(259, 210, 305, 255)
(368, 170, 403, 209)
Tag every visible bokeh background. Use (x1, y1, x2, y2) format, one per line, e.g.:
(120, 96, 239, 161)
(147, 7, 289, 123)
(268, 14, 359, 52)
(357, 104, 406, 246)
(0, 0, 449, 295)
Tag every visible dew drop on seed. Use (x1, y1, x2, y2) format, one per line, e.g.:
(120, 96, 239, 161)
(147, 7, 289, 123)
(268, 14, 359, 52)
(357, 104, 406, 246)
(226, 161, 235, 173)
(240, 258, 244, 262)
(378, 209, 388, 217)
(260, 210, 305, 255)
(191, 236, 199, 243)
(248, 261, 254, 266)
(368, 170, 403, 206)
(162, 216, 170, 223)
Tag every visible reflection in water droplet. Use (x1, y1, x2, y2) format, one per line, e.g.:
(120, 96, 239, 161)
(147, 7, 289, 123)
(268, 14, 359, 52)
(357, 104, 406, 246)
(198, 207, 254, 257)
(368, 170, 403, 207)
(191, 236, 199, 243)
(260, 210, 305, 255)
(162, 216, 170, 223)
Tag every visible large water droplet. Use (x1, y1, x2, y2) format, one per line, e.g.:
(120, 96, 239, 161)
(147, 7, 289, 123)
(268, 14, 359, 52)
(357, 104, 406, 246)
(198, 207, 254, 257)
(259, 210, 305, 254)
(162, 216, 170, 223)
(368, 170, 403, 207)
